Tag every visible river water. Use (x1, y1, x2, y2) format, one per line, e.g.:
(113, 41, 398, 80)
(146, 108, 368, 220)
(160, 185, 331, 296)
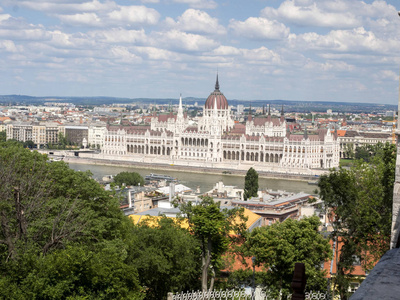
(68, 162, 317, 194)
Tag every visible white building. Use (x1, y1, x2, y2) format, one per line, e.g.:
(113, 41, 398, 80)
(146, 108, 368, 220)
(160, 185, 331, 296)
(101, 76, 340, 172)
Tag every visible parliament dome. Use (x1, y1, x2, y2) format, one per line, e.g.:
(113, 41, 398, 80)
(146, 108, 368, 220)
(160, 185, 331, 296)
(204, 75, 228, 110)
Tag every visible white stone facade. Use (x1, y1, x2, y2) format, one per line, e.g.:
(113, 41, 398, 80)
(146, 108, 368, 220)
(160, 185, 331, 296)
(101, 78, 340, 172)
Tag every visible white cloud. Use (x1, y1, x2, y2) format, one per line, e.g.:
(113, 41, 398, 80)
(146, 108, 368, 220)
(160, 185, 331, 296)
(211, 46, 241, 56)
(303, 59, 355, 72)
(151, 30, 218, 52)
(165, 9, 226, 35)
(107, 5, 160, 26)
(88, 28, 147, 44)
(242, 47, 282, 64)
(0, 13, 11, 22)
(288, 27, 400, 54)
(261, 0, 361, 28)
(261, 0, 398, 29)
(135, 46, 182, 61)
(0, 40, 19, 52)
(110, 46, 142, 63)
(17, 0, 118, 14)
(374, 70, 398, 81)
(172, 0, 217, 10)
(56, 12, 102, 26)
(229, 17, 290, 40)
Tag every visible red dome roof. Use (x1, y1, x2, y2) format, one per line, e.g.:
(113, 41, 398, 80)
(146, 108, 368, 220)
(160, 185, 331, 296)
(204, 75, 228, 110)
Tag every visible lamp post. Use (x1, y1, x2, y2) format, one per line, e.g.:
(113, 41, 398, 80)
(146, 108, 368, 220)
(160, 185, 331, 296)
(252, 256, 256, 300)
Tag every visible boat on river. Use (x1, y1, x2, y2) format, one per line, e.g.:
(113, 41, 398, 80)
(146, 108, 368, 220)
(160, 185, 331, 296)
(145, 173, 177, 182)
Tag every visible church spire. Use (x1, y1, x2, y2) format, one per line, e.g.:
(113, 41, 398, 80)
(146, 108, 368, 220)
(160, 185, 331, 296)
(177, 93, 183, 118)
(215, 73, 220, 91)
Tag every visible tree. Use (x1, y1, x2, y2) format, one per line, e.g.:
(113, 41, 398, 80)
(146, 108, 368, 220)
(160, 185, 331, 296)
(244, 216, 331, 298)
(0, 141, 144, 299)
(114, 171, 144, 187)
(0, 130, 6, 142)
(343, 143, 355, 159)
(127, 217, 201, 300)
(179, 196, 248, 292)
(318, 142, 395, 300)
(244, 167, 258, 200)
(58, 132, 67, 149)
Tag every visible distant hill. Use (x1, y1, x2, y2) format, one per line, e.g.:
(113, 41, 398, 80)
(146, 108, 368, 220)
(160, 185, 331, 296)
(0, 94, 396, 114)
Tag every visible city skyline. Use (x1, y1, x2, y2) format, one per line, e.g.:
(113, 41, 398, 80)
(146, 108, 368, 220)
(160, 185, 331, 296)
(1, 0, 400, 104)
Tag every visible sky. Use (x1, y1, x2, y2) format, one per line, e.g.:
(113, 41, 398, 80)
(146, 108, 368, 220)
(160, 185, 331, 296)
(1, 0, 400, 104)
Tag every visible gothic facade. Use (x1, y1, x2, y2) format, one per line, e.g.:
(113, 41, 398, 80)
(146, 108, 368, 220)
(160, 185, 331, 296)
(102, 77, 340, 171)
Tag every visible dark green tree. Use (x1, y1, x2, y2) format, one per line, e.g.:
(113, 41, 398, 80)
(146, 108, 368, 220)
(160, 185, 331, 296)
(0, 141, 144, 299)
(318, 142, 395, 300)
(179, 196, 248, 292)
(0, 130, 6, 142)
(244, 216, 331, 299)
(244, 167, 258, 200)
(127, 217, 201, 300)
(114, 171, 144, 187)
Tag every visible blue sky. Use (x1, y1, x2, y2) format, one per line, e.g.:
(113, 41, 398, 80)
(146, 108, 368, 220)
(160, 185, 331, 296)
(1, 0, 400, 104)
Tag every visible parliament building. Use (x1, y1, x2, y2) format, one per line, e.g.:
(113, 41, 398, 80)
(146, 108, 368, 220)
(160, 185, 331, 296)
(101, 76, 339, 173)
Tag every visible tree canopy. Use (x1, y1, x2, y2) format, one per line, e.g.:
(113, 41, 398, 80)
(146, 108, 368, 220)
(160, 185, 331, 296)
(318, 142, 395, 299)
(0, 141, 144, 299)
(179, 196, 248, 292)
(244, 216, 331, 298)
(127, 217, 201, 300)
(114, 171, 144, 187)
(244, 167, 258, 200)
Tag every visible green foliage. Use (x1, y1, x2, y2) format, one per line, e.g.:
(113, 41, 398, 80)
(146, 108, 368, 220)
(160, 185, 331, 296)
(343, 143, 354, 159)
(22, 140, 35, 148)
(0, 141, 143, 299)
(114, 171, 144, 187)
(179, 196, 248, 292)
(244, 167, 258, 200)
(244, 216, 331, 299)
(127, 217, 201, 300)
(0, 130, 6, 142)
(318, 142, 395, 300)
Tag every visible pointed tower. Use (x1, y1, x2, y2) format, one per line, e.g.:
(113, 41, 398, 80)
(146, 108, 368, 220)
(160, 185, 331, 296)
(176, 94, 185, 133)
(280, 104, 285, 122)
(248, 104, 252, 122)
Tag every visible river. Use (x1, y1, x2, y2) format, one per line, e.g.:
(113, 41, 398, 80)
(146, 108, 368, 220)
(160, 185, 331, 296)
(68, 162, 317, 194)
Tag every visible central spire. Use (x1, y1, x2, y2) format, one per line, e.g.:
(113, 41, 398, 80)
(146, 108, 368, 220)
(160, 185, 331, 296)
(215, 73, 220, 91)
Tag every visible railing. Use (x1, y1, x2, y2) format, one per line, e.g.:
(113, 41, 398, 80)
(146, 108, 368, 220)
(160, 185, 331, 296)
(167, 289, 268, 300)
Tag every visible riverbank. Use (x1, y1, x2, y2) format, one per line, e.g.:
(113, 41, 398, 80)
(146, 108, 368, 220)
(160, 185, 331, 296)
(64, 156, 323, 182)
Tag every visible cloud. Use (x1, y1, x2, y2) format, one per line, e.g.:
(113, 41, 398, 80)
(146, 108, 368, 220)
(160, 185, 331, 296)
(261, 0, 361, 28)
(229, 17, 290, 40)
(17, 0, 118, 14)
(261, 0, 397, 29)
(374, 70, 398, 81)
(288, 27, 400, 54)
(172, 0, 217, 9)
(151, 30, 218, 52)
(56, 12, 102, 26)
(0, 40, 19, 52)
(107, 5, 160, 26)
(210, 45, 282, 65)
(110, 46, 142, 63)
(165, 9, 226, 35)
(88, 28, 147, 44)
(303, 59, 355, 72)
